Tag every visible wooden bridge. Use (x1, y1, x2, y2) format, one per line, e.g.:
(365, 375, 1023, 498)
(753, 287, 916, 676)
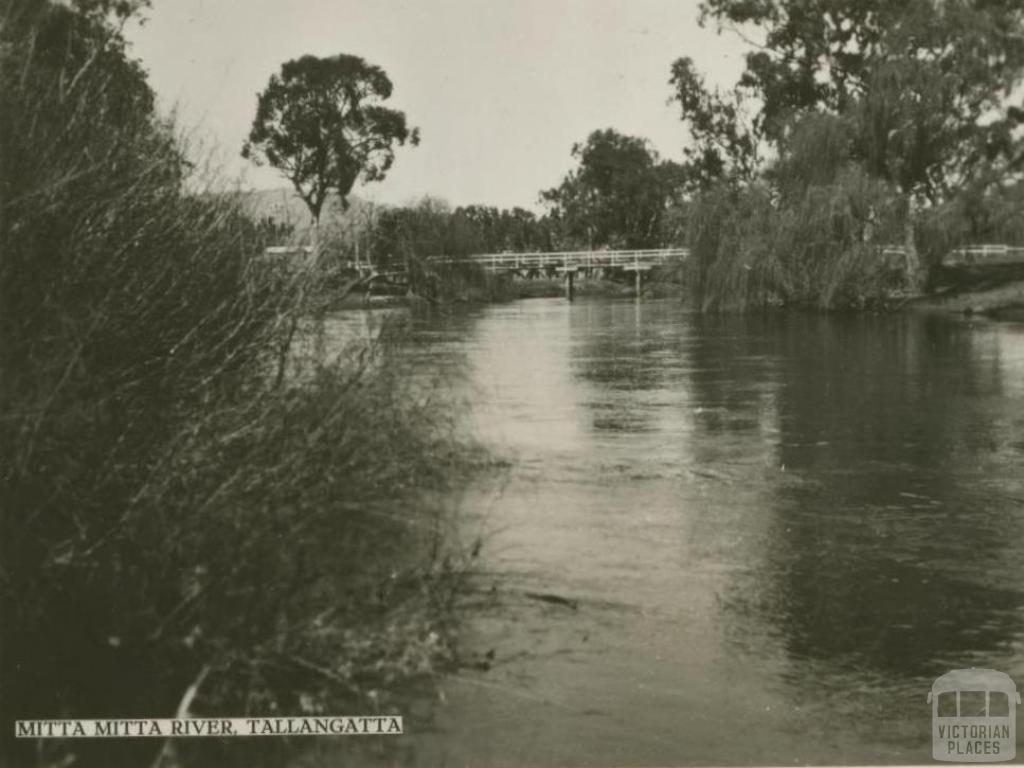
(267, 243, 1024, 272)
(264, 243, 1024, 300)
(427, 243, 1024, 271)
(427, 247, 690, 273)
(425, 247, 690, 297)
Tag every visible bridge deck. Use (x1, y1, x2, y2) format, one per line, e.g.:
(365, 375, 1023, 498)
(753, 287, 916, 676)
(428, 248, 690, 272)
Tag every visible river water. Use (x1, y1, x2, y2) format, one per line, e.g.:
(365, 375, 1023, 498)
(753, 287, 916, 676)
(348, 298, 1024, 766)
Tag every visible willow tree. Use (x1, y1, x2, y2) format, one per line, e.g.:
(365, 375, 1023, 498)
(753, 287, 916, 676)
(674, 0, 1024, 291)
(242, 53, 419, 256)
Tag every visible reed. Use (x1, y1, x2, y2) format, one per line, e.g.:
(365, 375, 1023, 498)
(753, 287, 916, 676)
(1, 4, 478, 766)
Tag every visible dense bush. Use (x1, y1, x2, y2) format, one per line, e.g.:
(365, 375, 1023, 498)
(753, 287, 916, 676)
(686, 167, 908, 311)
(683, 111, 917, 311)
(0, 3, 474, 766)
(370, 197, 559, 270)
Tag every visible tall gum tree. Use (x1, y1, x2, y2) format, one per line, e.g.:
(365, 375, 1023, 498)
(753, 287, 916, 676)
(242, 53, 419, 259)
(675, 0, 1024, 291)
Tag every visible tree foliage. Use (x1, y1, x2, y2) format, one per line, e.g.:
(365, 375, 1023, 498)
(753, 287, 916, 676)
(542, 129, 683, 249)
(671, 0, 1024, 304)
(242, 54, 419, 225)
(371, 198, 558, 269)
(688, 0, 1024, 199)
(669, 57, 760, 185)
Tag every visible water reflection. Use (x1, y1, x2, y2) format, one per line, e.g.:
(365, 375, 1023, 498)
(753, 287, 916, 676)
(350, 299, 1024, 766)
(706, 314, 1024, 690)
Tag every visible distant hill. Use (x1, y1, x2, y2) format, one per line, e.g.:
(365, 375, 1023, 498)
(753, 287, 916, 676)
(233, 187, 382, 249)
(237, 187, 313, 230)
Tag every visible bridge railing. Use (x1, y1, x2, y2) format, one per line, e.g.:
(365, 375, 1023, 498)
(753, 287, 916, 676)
(944, 244, 1024, 265)
(427, 248, 690, 272)
(851, 244, 1024, 267)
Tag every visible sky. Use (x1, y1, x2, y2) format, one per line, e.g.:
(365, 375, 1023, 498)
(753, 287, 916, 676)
(127, 0, 750, 211)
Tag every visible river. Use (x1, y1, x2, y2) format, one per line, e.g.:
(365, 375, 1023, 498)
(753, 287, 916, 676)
(339, 297, 1024, 766)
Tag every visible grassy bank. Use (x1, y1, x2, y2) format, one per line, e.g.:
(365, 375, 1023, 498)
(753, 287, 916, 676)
(909, 264, 1024, 319)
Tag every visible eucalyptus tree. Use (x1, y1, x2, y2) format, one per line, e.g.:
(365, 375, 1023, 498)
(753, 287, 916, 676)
(673, 0, 1024, 289)
(678, 0, 1024, 191)
(242, 54, 419, 254)
(669, 57, 760, 186)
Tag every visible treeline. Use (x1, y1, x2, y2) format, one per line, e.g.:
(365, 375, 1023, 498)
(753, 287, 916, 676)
(371, 199, 559, 268)
(0, 2, 471, 767)
(302, 128, 686, 274)
(348, 1, 1024, 311)
(361, 135, 685, 268)
(669, 0, 1024, 310)
(244, 1, 1024, 314)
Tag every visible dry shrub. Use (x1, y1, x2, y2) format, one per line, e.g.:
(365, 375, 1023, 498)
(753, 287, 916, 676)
(1, 4, 477, 767)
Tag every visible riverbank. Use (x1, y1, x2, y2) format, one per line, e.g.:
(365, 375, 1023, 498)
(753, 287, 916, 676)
(914, 283, 1024, 320)
(1, 6, 487, 760)
(327, 281, 662, 308)
(508, 275, 682, 300)
(327, 269, 686, 309)
(910, 265, 1024, 319)
(321, 260, 1024, 324)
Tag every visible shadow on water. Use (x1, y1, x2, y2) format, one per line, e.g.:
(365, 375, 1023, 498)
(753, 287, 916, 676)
(687, 312, 1024, 749)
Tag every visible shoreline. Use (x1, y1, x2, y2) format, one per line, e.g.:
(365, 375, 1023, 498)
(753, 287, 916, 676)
(324, 269, 1024, 322)
(327, 276, 677, 310)
(908, 265, 1024, 320)
(908, 283, 1024, 320)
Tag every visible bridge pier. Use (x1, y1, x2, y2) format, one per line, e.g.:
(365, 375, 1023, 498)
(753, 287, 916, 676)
(564, 269, 575, 301)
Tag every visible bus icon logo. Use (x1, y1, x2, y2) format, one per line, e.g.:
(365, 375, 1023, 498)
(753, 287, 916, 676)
(928, 668, 1020, 762)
